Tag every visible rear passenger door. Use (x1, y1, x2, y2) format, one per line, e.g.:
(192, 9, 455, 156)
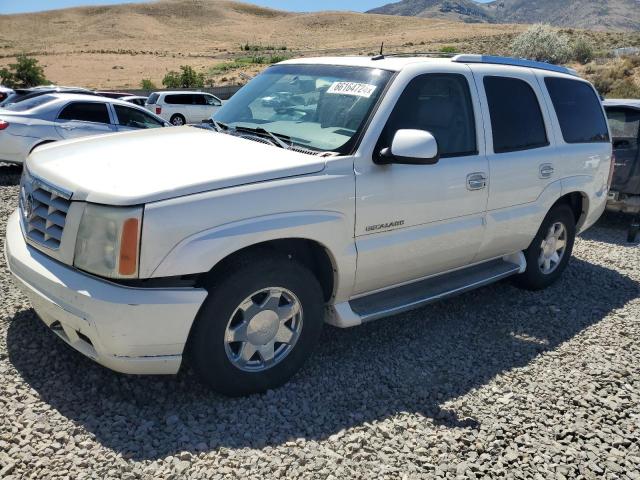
(55, 101, 116, 139)
(470, 66, 559, 260)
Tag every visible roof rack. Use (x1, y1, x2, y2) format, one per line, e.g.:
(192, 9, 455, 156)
(452, 54, 578, 76)
(372, 52, 457, 61)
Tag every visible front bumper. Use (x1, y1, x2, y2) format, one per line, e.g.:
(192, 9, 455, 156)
(5, 210, 207, 374)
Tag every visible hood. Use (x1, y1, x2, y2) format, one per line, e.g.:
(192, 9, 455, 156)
(27, 127, 327, 205)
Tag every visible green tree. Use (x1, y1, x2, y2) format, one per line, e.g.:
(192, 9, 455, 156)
(162, 70, 181, 88)
(5, 54, 48, 87)
(178, 65, 204, 88)
(162, 66, 204, 88)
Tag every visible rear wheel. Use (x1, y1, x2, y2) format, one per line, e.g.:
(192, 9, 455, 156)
(170, 114, 186, 126)
(188, 254, 324, 396)
(514, 204, 576, 291)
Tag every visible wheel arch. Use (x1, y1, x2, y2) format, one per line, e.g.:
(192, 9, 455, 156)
(552, 190, 589, 230)
(197, 238, 337, 303)
(29, 139, 57, 154)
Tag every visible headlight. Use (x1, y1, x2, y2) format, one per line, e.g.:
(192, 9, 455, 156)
(74, 204, 143, 279)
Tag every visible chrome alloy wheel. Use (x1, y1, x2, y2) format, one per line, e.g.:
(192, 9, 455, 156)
(538, 221, 567, 274)
(224, 287, 303, 372)
(172, 116, 184, 126)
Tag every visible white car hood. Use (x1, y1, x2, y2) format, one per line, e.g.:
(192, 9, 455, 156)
(27, 126, 327, 205)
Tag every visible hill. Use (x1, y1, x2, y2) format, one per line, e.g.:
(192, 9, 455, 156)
(368, 0, 640, 31)
(0, 0, 520, 88)
(0, 0, 638, 89)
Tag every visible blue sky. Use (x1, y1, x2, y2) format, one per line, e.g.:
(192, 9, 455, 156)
(1, 0, 493, 15)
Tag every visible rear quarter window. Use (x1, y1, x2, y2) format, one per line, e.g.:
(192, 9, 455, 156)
(544, 77, 610, 144)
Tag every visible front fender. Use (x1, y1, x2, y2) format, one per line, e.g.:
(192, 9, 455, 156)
(150, 210, 357, 303)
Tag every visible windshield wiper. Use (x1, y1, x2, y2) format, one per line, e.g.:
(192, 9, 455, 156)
(212, 119, 229, 132)
(234, 125, 292, 150)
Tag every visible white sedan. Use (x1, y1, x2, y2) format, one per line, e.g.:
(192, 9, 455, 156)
(0, 93, 169, 165)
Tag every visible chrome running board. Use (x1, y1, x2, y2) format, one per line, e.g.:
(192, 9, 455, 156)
(344, 255, 524, 325)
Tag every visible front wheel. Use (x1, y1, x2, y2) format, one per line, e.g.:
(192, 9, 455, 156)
(188, 254, 324, 396)
(514, 204, 576, 291)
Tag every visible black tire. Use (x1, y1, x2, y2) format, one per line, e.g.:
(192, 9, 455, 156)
(513, 203, 576, 291)
(170, 114, 186, 126)
(188, 253, 324, 396)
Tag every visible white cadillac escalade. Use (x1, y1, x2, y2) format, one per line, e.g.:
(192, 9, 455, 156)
(5, 55, 613, 395)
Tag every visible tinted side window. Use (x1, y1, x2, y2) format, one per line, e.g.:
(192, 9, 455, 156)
(484, 76, 548, 154)
(545, 77, 609, 144)
(58, 102, 110, 124)
(379, 73, 477, 158)
(114, 105, 164, 129)
(193, 95, 207, 105)
(165, 94, 191, 105)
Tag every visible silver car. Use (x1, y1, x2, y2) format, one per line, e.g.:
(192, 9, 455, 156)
(0, 93, 169, 165)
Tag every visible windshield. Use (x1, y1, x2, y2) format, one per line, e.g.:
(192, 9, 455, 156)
(213, 64, 393, 153)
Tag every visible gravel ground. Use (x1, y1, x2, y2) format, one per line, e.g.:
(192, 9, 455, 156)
(1, 163, 639, 479)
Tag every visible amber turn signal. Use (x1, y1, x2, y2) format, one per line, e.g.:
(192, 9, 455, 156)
(118, 218, 139, 276)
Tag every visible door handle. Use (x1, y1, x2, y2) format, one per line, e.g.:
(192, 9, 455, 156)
(467, 172, 487, 191)
(539, 163, 554, 179)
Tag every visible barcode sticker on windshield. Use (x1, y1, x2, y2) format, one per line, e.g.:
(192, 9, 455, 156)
(326, 82, 377, 98)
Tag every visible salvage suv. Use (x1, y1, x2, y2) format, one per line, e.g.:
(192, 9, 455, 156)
(6, 55, 612, 396)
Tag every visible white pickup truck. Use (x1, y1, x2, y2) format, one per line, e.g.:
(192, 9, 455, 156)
(6, 55, 612, 396)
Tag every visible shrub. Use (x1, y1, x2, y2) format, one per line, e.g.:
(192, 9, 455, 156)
(607, 78, 640, 98)
(162, 65, 204, 88)
(440, 46, 457, 54)
(0, 54, 48, 88)
(583, 56, 640, 97)
(140, 78, 157, 90)
(510, 24, 572, 64)
(572, 37, 594, 65)
(162, 70, 181, 88)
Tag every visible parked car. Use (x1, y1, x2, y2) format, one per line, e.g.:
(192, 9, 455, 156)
(0, 86, 14, 103)
(0, 85, 98, 107)
(6, 55, 612, 396)
(120, 95, 148, 107)
(96, 91, 133, 99)
(603, 99, 640, 241)
(0, 93, 169, 164)
(145, 91, 223, 125)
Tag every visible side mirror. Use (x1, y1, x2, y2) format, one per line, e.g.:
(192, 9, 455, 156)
(376, 129, 439, 165)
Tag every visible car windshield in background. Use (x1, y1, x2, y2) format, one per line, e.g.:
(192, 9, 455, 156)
(1, 94, 57, 112)
(213, 64, 394, 153)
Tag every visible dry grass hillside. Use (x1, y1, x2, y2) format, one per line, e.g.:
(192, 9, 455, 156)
(0, 0, 639, 89)
(0, 0, 524, 88)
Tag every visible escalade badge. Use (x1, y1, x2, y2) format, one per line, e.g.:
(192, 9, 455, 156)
(365, 220, 405, 232)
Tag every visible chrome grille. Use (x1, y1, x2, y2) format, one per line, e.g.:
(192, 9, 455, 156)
(19, 172, 72, 250)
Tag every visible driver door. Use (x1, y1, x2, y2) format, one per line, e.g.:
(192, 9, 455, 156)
(353, 70, 489, 295)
